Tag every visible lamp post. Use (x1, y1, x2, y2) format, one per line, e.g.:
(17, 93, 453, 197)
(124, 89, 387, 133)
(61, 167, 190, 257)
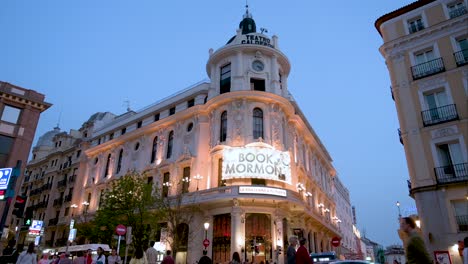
(194, 175, 203, 191)
(396, 201, 401, 219)
(182, 177, 191, 193)
(203, 222, 209, 255)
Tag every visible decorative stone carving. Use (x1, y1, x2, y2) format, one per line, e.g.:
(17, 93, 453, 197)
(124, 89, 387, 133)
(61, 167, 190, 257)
(431, 126, 458, 139)
(418, 76, 446, 90)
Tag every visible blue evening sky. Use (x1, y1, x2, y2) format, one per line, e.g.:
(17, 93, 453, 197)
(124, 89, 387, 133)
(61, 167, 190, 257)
(0, 0, 417, 247)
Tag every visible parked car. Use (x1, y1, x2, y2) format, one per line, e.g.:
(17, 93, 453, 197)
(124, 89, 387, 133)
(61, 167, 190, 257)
(310, 252, 337, 263)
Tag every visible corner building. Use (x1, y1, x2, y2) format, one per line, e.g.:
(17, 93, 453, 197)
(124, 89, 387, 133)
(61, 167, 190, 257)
(376, 0, 467, 263)
(79, 10, 342, 263)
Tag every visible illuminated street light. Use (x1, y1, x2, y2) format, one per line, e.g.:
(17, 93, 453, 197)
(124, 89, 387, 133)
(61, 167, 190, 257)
(396, 201, 401, 219)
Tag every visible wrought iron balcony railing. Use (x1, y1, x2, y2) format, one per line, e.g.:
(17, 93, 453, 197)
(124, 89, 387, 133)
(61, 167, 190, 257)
(456, 215, 468, 231)
(411, 57, 445, 80)
(454, 49, 468, 67)
(64, 194, 72, 202)
(435, 163, 468, 184)
(57, 179, 67, 188)
(398, 129, 403, 145)
(449, 6, 467, 19)
(421, 104, 458, 126)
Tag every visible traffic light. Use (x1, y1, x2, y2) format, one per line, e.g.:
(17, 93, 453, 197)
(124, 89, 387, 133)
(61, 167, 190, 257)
(12, 195, 26, 218)
(24, 207, 33, 226)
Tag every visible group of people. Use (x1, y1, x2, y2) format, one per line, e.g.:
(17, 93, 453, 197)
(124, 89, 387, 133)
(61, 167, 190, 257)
(286, 237, 313, 264)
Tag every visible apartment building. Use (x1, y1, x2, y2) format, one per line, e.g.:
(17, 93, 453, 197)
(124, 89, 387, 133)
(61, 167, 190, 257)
(375, 0, 467, 263)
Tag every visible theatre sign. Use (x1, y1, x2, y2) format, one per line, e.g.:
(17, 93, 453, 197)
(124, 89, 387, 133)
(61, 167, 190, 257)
(222, 145, 291, 184)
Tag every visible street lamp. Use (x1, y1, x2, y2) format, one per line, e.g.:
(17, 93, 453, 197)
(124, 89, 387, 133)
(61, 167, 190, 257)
(396, 201, 401, 219)
(194, 175, 203, 191)
(203, 222, 209, 255)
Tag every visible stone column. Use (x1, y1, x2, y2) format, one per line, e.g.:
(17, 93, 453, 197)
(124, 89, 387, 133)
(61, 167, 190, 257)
(274, 212, 285, 264)
(231, 201, 244, 258)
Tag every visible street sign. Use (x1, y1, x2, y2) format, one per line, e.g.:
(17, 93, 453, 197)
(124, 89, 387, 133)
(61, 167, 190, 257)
(0, 168, 12, 190)
(70, 219, 75, 229)
(203, 239, 210, 247)
(115, 224, 126, 236)
(29, 220, 44, 236)
(68, 228, 77, 242)
(331, 236, 341, 247)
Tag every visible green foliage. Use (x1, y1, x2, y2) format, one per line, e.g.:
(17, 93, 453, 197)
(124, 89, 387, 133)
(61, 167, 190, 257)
(92, 171, 160, 249)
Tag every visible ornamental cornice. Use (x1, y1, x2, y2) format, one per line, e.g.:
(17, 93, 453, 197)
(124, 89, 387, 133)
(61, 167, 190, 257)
(0, 91, 52, 112)
(381, 16, 468, 60)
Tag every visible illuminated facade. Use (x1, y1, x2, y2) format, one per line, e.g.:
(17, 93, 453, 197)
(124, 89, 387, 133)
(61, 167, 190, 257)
(23, 8, 347, 263)
(376, 0, 468, 263)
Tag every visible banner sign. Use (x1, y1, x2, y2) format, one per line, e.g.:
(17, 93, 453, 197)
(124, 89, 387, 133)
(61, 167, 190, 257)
(239, 186, 287, 197)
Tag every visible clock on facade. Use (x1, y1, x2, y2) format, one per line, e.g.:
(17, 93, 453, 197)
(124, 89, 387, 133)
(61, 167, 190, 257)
(252, 60, 264, 71)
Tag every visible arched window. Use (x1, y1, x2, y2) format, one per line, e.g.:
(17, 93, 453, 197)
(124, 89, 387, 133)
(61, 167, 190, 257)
(220, 111, 227, 142)
(166, 131, 174, 159)
(104, 154, 111, 177)
(151, 136, 158, 163)
(116, 149, 123, 173)
(253, 108, 264, 139)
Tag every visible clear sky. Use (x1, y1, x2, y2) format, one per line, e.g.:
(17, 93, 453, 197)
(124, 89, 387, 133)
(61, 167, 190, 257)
(1, 0, 418, 247)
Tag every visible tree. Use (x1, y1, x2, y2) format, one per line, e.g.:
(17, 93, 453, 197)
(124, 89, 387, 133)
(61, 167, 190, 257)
(93, 170, 161, 249)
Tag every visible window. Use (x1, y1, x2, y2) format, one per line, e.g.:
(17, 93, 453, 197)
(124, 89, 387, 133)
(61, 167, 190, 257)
(151, 137, 158, 163)
(253, 108, 264, 139)
(166, 131, 174, 159)
(154, 113, 160, 122)
(408, 17, 424, 33)
(1, 105, 21, 124)
(121, 127, 126, 135)
(169, 107, 175, 116)
(220, 111, 227, 142)
(279, 72, 283, 90)
(0, 135, 13, 168)
(182, 167, 190, 193)
(104, 154, 111, 177)
(250, 78, 265, 91)
(220, 63, 231, 94)
(455, 37, 468, 66)
(453, 200, 468, 231)
(116, 149, 123, 173)
(415, 49, 434, 65)
(448, 1, 467, 18)
(137, 121, 142, 128)
(435, 142, 466, 179)
(147, 176, 153, 185)
(422, 90, 453, 125)
(109, 133, 114, 140)
(76, 150, 81, 158)
(218, 158, 226, 187)
(412, 49, 445, 79)
(187, 99, 195, 108)
(163, 172, 170, 198)
(187, 123, 193, 132)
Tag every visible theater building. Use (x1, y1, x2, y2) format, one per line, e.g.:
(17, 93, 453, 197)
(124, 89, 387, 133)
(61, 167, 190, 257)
(25, 8, 345, 263)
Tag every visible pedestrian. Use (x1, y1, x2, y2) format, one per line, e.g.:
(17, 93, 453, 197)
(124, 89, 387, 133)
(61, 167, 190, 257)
(463, 237, 468, 264)
(92, 247, 106, 264)
(73, 251, 86, 264)
(16, 242, 37, 264)
(58, 253, 73, 264)
(161, 250, 174, 264)
(38, 253, 49, 264)
(287, 236, 298, 264)
(3, 239, 16, 256)
(145, 242, 157, 264)
(86, 250, 92, 264)
(230, 252, 241, 264)
(129, 246, 147, 264)
(198, 251, 211, 264)
(399, 217, 432, 264)
(108, 248, 121, 264)
(295, 238, 313, 264)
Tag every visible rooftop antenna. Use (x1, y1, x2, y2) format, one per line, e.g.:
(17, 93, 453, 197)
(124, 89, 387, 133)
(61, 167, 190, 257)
(124, 99, 131, 112)
(56, 106, 62, 129)
(244, 0, 252, 18)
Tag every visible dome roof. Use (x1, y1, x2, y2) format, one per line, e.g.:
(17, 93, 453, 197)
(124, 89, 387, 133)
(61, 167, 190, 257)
(226, 5, 257, 44)
(36, 127, 61, 147)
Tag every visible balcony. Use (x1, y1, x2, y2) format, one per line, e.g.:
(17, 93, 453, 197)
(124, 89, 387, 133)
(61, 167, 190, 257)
(48, 218, 58, 226)
(435, 163, 468, 184)
(53, 198, 63, 207)
(411, 57, 445, 80)
(454, 49, 468, 67)
(449, 6, 467, 19)
(421, 104, 458, 126)
(41, 183, 52, 191)
(398, 129, 403, 145)
(57, 179, 67, 188)
(457, 215, 468, 231)
(68, 175, 76, 183)
(64, 194, 72, 203)
(390, 86, 394, 101)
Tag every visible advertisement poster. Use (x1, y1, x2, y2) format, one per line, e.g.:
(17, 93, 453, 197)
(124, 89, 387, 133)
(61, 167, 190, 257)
(434, 251, 452, 264)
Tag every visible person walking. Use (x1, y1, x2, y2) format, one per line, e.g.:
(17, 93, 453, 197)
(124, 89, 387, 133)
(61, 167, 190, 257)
(129, 247, 147, 264)
(58, 253, 72, 264)
(16, 242, 37, 264)
(145, 242, 157, 264)
(399, 217, 432, 264)
(198, 251, 211, 264)
(287, 236, 298, 264)
(161, 251, 174, 264)
(92, 247, 106, 264)
(296, 238, 313, 264)
(73, 251, 87, 264)
(107, 248, 121, 264)
(38, 253, 49, 264)
(230, 252, 241, 264)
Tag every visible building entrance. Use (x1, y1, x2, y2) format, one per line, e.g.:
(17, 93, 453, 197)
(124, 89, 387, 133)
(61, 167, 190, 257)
(245, 213, 272, 263)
